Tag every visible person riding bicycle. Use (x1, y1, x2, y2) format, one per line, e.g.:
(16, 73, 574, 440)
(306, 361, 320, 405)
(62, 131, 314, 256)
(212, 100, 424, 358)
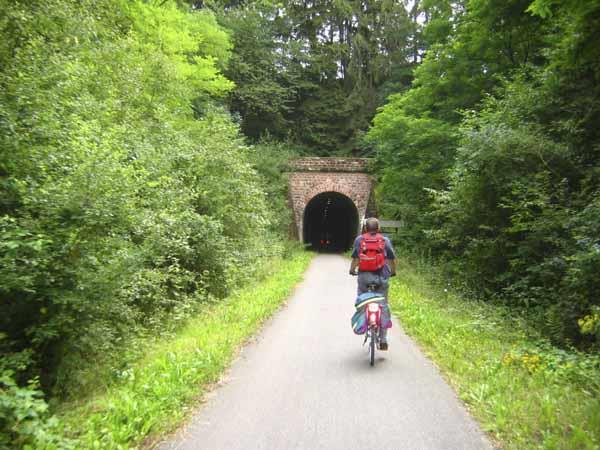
(349, 217, 397, 350)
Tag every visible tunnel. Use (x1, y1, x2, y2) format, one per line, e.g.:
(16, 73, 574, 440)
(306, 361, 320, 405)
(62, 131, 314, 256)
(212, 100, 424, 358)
(303, 191, 359, 252)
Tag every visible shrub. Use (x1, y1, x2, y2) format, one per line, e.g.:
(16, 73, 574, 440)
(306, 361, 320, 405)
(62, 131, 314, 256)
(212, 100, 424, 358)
(0, 372, 73, 449)
(0, 0, 282, 397)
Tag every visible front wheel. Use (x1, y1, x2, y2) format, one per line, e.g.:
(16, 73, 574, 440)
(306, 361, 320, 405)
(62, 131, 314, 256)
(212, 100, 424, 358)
(370, 329, 375, 366)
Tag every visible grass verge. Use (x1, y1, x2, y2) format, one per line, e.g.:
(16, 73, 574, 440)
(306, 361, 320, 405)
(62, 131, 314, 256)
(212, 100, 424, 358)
(390, 257, 600, 450)
(58, 250, 313, 449)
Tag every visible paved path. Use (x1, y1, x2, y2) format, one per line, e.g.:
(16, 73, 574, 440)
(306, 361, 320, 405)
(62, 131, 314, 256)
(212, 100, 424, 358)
(159, 254, 492, 450)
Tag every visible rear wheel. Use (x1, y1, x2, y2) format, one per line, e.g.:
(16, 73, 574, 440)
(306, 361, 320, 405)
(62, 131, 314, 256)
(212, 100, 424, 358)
(369, 328, 375, 366)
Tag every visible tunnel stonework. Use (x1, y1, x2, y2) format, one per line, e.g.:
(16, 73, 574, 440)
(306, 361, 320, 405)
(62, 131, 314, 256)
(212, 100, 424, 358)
(287, 157, 375, 247)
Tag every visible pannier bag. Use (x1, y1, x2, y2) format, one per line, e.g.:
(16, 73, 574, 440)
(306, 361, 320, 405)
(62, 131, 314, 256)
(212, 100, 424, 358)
(358, 233, 386, 272)
(351, 291, 392, 335)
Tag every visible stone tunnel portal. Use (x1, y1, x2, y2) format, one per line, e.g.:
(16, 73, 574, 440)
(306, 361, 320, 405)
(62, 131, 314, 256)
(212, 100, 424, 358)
(303, 191, 359, 252)
(288, 157, 374, 252)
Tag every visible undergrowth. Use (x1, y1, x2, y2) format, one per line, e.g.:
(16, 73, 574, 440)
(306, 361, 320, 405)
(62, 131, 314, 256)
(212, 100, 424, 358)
(390, 257, 600, 450)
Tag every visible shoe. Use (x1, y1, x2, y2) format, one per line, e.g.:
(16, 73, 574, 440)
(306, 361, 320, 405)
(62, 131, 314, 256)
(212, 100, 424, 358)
(379, 342, 388, 351)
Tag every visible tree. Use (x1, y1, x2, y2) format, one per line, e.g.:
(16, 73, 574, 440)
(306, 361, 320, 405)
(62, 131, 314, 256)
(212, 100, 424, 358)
(0, 0, 280, 396)
(369, 0, 600, 346)
(219, 0, 415, 151)
(369, 0, 547, 239)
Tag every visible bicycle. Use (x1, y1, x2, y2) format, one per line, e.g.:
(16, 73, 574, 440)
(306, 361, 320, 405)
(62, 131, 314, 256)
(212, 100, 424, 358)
(351, 273, 384, 366)
(364, 282, 383, 366)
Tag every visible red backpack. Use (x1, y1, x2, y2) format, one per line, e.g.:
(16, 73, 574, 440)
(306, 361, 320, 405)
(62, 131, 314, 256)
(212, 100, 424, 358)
(358, 233, 386, 272)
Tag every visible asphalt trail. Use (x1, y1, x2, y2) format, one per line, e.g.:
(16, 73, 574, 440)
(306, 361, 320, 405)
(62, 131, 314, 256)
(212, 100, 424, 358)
(159, 254, 492, 450)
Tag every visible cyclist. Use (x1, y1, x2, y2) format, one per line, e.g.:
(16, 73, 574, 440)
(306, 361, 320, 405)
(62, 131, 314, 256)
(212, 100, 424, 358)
(349, 217, 397, 350)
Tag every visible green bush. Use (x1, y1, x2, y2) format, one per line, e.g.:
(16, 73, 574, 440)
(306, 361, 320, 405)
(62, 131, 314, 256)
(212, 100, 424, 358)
(432, 74, 600, 346)
(0, 0, 283, 398)
(0, 372, 73, 449)
(369, 0, 600, 348)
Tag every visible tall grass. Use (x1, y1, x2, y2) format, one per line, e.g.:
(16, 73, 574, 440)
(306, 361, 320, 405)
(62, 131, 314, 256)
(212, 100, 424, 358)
(57, 250, 313, 449)
(390, 257, 600, 450)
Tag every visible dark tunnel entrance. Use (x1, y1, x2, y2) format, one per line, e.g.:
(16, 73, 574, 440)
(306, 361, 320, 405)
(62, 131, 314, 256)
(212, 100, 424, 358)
(303, 192, 359, 252)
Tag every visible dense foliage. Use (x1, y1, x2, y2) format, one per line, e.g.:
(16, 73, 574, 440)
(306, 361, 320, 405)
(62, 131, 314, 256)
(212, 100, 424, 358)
(369, 0, 600, 347)
(2, 0, 599, 446)
(0, 0, 287, 416)
(213, 0, 425, 151)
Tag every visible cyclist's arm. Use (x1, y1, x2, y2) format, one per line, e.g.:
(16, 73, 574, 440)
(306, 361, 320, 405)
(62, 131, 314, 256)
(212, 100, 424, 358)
(384, 237, 397, 276)
(349, 236, 361, 274)
(350, 258, 359, 274)
(387, 258, 397, 276)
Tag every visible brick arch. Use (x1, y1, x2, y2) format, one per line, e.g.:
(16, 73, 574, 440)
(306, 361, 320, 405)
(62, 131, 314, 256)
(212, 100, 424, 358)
(287, 158, 375, 243)
(304, 184, 359, 211)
